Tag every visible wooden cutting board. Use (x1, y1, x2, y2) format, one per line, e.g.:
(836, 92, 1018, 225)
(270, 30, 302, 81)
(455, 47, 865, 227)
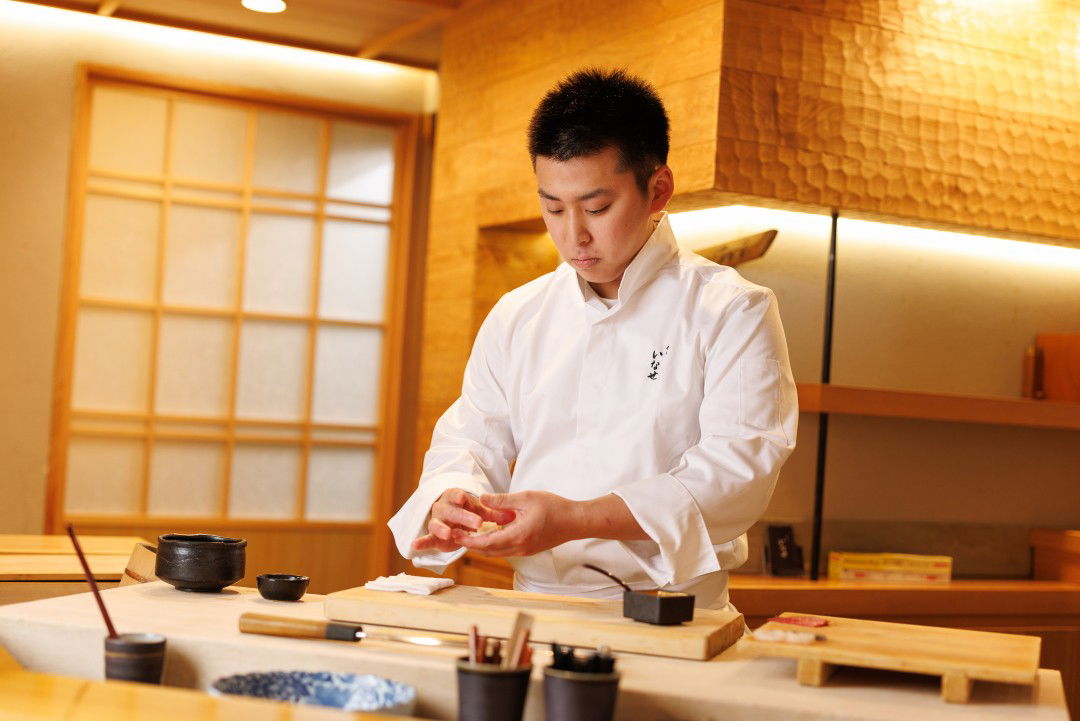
(324, 585, 744, 660)
(740, 612, 1041, 703)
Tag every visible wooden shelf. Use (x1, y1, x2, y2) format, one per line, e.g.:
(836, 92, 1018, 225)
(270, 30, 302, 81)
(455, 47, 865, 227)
(728, 575, 1080, 619)
(797, 383, 1080, 431)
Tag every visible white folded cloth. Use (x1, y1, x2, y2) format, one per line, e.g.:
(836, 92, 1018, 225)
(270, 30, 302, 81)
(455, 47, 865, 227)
(364, 572, 455, 595)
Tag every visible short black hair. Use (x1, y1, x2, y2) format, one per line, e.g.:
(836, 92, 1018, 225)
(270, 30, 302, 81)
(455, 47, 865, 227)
(527, 68, 670, 193)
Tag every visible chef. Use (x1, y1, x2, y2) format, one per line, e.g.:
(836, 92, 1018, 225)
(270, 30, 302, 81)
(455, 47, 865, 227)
(388, 68, 798, 610)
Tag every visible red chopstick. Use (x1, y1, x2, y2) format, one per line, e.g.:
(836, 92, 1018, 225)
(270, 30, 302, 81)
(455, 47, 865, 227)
(66, 524, 118, 639)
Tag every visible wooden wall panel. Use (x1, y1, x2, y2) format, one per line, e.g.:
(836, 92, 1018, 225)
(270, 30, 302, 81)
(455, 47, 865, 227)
(473, 228, 561, 336)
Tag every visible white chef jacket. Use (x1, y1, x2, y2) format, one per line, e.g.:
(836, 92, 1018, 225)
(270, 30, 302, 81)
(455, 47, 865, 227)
(388, 213, 798, 608)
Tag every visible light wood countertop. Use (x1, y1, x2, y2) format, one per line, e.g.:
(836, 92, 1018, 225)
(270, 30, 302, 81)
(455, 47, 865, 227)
(0, 666, 419, 720)
(0, 583, 1069, 720)
(0, 534, 144, 582)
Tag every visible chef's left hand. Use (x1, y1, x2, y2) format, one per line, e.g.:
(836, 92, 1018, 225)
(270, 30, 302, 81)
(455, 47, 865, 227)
(452, 490, 581, 557)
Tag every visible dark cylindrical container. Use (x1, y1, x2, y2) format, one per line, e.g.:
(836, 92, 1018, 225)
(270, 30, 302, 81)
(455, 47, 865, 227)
(104, 633, 166, 684)
(543, 666, 620, 721)
(155, 534, 246, 592)
(623, 590, 695, 625)
(456, 657, 531, 721)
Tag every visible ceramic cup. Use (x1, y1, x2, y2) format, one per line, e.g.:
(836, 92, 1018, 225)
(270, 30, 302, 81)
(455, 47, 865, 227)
(456, 657, 531, 721)
(155, 534, 246, 592)
(104, 632, 166, 684)
(256, 573, 309, 601)
(542, 666, 620, 721)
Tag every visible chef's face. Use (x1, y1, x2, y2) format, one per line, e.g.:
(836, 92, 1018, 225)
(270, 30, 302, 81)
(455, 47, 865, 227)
(535, 145, 673, 299)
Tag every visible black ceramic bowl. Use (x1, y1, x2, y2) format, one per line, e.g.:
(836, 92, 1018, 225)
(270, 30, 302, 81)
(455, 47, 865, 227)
(257, 573, 309, 601)
(155, 534, 247, 592)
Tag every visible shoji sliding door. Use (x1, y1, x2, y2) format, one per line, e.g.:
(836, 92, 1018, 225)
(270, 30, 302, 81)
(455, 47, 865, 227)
(48, 68, 420, 591)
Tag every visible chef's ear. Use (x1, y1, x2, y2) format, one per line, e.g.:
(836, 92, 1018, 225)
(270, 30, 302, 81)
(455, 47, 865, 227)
(648, 165, 673, 215)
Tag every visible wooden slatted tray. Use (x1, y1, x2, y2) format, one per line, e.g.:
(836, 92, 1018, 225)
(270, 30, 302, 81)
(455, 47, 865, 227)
(740, 612, 1041, 703)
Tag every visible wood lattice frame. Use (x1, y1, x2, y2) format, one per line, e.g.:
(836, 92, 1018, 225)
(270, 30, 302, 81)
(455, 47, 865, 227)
(46, 66, 421, 578)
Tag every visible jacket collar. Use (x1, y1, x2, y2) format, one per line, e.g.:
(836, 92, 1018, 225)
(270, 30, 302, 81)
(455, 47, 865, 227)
(568, 212, 678, 313)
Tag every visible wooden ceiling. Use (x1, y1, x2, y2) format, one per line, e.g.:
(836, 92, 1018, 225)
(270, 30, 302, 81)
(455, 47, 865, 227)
(23, 0, 458, 69)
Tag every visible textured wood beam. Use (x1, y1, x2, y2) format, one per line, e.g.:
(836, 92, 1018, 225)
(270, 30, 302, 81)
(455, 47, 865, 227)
(357, 7, 455, 60)
(97, 0, 119, 15)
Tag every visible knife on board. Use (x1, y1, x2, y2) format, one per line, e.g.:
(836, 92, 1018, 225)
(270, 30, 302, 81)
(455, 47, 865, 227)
(239, 612, 469, 649)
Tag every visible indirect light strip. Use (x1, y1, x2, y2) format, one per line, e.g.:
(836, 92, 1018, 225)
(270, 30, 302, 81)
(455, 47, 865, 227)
(669, 205, 1080, 270)
(838, 217, 1080, 270)
(241, 0, 286, 13)
(669, 205, 825, 242)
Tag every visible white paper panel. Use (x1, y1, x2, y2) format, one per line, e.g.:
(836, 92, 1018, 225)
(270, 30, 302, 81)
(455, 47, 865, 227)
(311, 327, 382, 424)
(64, 437, 144, 515)
(88, 86, 167, 175)
(155, 315, 233, 416)
(244, 214, 315, 315)
(254, 110, 322, 194)
(172, 100, 248, 184)
(326, 122, 395, 205)
(147, 441, 223, 516)
(236, 320, 308, 420)
(305, 447, 373, 521)
(163, 204, 239, 308)
(228, 444, 300, 519)
(319, 220, 389, 322)
(80, 194, 160, 302)
(72, 308, 153, 412)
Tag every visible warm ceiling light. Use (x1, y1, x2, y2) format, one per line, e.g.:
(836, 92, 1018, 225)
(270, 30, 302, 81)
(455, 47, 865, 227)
(241, 0, 286, 13)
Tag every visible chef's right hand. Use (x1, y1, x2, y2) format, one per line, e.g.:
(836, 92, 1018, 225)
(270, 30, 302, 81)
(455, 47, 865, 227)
(411, 488, 517, 553)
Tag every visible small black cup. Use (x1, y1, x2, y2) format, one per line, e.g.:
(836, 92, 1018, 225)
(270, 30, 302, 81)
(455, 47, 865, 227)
(543, 666, 620, 721)
(257, 573, 309, 601)
(623, 589, 695, 625)
(456, 657, 531, 721)
(104, 633, 166, 684)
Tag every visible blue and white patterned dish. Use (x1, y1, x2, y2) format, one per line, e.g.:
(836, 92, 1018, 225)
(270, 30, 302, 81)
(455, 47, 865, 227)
(209, 670, 416, 714)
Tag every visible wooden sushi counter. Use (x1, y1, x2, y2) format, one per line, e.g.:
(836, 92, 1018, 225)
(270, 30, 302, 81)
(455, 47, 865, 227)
(0, 646, 402, 721)
(0, 582, 1070, 720)
(0, 534, 145, 605)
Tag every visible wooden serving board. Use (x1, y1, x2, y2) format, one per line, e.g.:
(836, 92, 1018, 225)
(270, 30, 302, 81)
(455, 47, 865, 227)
(325, 585, 744, 660)
(740, 612, 1041, 703)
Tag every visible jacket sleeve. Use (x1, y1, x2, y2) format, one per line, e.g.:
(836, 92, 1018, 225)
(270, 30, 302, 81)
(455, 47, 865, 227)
(612, 286, 798, 587)
(386, 300, 518, 574)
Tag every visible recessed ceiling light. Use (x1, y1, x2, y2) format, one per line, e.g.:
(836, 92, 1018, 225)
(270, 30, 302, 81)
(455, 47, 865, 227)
(241, 0, 286, 13)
